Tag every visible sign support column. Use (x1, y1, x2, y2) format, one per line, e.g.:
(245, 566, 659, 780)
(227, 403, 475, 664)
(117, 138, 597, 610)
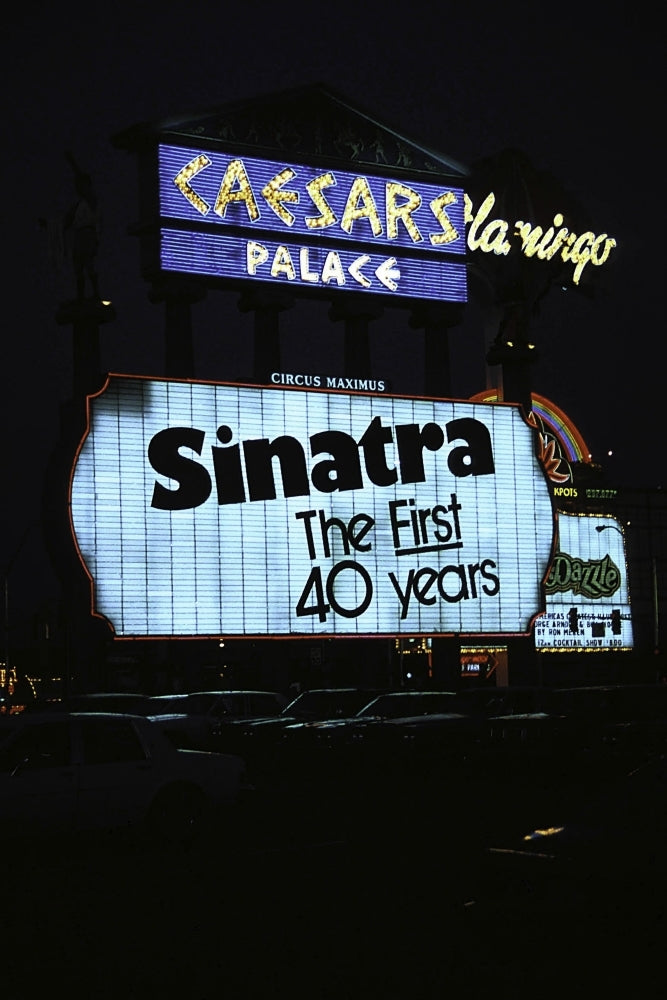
(51, 298, 117, 694)
(238, 288, 293, 382)
(149, 276, 206, 378)
(56, 298, 115, 398)
(410, 302, 465, 400)
(329, 294, 383, 378)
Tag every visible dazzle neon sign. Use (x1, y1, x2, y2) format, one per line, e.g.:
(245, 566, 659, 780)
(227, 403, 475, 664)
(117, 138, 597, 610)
(158, 144, 616, 300)
(534, 515, 633, 652)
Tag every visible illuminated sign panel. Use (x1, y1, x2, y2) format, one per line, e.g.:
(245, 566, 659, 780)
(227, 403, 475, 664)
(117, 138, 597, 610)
(464, 192, 617, 286)
(158, 144, 467, 303)
(160, 229, 467, 303)
(70, 377, 554, 639)
(534, 514, 634, 651)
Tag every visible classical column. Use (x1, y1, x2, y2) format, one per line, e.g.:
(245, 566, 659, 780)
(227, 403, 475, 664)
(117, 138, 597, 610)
(485, 301, 539, 414)
(328, 294, 383, 378)
(55, 298, 115, 398)
(149, 276, 207, 378)
(409, 302, 464, 398)
(238, 288, 294, 383)
(50, 297, 118, 693)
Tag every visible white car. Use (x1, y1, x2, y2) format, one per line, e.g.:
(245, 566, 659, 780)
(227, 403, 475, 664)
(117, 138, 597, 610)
(147, 689, 289, 749)
(0, 711, 251, 845)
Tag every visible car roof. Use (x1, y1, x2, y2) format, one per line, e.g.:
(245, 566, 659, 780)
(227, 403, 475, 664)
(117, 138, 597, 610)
(151, 690, 284, 697)
(291, 687, 376, 694)
(370, 690, 457, 696)
(73, 693, 146, 701)
(22, 693, 153, 713)
(1, 710, 154, 728)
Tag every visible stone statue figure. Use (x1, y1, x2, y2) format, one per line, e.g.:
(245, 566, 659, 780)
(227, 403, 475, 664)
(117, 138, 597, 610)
(62, 150, 102, 301)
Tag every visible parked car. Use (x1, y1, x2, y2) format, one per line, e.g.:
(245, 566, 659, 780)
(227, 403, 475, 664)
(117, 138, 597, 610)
(218, 687, 389, 738)
(546, 683, 667, 763)
(23, 692, 154, 715)
(0, 711, 251, 846)
(274, 687, 391, 722)
(451, 685, 667, 781)
(453, 685, 552, 718)
(463, 683, 667, 788)
(277, 689, 464, 749)
(147, 689, 289, 749)
(452, 687, 567, 759)
(466, 752, 667, 931)
(262, 690, 473, 787)
(217, 687, 389, 772)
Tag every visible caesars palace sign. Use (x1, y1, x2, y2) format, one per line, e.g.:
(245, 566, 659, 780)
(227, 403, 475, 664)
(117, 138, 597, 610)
(70, 377, 555, 639)
(158, 144, 616, 302)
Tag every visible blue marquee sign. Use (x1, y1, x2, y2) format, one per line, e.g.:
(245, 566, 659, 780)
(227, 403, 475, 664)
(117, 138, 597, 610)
(158, 143, 468, 303)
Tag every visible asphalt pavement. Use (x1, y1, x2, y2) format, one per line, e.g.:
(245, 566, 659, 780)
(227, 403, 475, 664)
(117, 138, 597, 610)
(4, 763, 665, 999)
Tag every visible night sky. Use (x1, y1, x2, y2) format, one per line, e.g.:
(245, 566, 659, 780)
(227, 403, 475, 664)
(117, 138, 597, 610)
(2, 2, 661, 619)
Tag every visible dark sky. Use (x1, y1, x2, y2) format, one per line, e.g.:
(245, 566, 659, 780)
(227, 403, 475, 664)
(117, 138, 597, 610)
(2, 1, 662, 615)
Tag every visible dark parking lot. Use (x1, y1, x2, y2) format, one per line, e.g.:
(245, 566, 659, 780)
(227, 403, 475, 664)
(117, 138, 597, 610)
(4, 750, 666, 1000)
(4, 684, 667, 998)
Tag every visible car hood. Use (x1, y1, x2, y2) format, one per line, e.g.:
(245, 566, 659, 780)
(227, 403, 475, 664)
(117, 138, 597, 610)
(148, 712, 193, 722)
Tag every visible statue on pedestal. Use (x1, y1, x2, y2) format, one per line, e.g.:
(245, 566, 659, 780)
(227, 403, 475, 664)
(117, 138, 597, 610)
(62, 150, 101, 302)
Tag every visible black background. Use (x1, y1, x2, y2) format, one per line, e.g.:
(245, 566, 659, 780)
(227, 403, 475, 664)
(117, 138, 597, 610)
(2, 1, 662, 620)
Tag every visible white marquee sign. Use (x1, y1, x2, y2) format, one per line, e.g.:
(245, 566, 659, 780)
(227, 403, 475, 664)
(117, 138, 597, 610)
(535, 513, 634, 651)
(70, 377, 555, 638)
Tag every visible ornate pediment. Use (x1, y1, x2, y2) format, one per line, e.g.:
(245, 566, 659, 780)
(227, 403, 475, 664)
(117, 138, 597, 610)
(114, 83, 469, 181)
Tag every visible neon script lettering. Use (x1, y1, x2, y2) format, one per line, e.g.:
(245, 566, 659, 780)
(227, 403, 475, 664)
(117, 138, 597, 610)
(464, 192, 616, 285)
(545, 552, 621, 599)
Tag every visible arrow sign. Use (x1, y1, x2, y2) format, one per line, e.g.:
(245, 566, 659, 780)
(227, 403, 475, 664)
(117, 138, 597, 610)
(161, 230, 467, 304)
(376, 257, 400, 291)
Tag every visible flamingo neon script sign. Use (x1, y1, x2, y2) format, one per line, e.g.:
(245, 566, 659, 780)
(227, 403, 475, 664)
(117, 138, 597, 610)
(464, 192, 616, 286)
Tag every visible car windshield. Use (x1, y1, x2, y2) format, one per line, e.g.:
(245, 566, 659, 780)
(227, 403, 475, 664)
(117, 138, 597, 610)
(282, 690, 382, 719)
(148, 694, 219, 716)
(453, 688, 545, 717)
(357, 692, 459, 719)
